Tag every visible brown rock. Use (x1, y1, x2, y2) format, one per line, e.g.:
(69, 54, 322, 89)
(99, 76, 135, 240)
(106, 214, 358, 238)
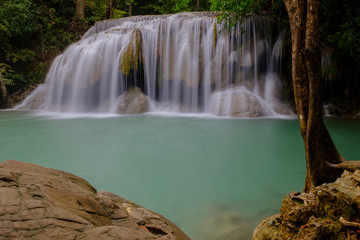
(254, 170, 360, 240)
(0, 160, 190, 240)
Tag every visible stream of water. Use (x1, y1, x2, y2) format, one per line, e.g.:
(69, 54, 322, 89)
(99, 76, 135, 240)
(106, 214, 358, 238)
(1, 110, 359, 239)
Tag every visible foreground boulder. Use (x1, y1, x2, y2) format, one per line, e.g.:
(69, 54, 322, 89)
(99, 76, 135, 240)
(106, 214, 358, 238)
(254, 170, 360, 240)
(0, 160, 190, 240)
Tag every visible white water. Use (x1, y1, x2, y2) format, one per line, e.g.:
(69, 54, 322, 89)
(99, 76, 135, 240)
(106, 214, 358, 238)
(17, 12, 291, 117)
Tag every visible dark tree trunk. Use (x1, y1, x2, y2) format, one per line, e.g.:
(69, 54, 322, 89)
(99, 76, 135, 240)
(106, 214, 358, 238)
(303, 0, 344, 192)
(284, 0, 346, 192)
(0, 82, 8, 108)
(76, 0, 85, 20)
(129, 2, 132, 17)
(284, 0, 308, 139)
(196, 0, 200, 11)
(106, 0, 114, 19)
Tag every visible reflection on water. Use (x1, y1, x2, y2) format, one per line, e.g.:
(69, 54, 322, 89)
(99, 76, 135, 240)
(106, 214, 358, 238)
(0, 110, 359, 239)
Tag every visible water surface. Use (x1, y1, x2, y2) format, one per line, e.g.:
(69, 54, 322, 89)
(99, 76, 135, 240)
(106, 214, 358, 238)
(1, 110, 359, 239)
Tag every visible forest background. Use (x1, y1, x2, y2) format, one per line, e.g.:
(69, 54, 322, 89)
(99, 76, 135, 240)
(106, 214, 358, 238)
(0, 0, 359, 111)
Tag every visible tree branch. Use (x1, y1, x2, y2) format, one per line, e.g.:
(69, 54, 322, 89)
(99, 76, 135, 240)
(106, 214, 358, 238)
(340, 217, 360, 228)
(327, 161, 360, 171)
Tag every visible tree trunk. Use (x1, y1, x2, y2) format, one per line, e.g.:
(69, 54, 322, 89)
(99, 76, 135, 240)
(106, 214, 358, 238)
(196, 0, 200, 11)
(284, 0, 308, 139)
(129, 2, 132, 17)
(284, 0, 344, 193)
(76, 0, 85, 20)
(0, 82, 8, 108)
(106, 0, 114, 19)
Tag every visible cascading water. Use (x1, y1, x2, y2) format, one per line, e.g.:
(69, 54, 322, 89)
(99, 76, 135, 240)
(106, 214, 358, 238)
(17, 12, 292, 117)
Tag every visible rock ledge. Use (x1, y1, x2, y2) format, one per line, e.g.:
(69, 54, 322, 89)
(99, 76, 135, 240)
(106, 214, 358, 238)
(0, 160, 190, 240)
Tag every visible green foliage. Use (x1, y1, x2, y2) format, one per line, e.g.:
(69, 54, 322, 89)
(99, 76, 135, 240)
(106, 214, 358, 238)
(113, 9, 127, 19)
(0, 23, 10, 36)
(85, 0, 107, 23)
(0, 0, 39, 38)
(6, 49, 36, 64)
(329, 18, 360, 63)
(157, 0, 192, 14)
(0, 0, 79, 95)
(125, 0, 210, 15)
(210, 0, 270, 29)
(319, 0, 360, 91)
(321, 1, 360, 64)
(0, 64, 14, 85)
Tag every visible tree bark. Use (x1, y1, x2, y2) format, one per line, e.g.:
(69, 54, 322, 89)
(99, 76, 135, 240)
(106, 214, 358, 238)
(284, 0, 308, 139)
(196, 0, 200, 11)
(106, 0, 114, 19)
(76, 0, 85, 20)
(284, 0, 345, 192)
(128, 2, 132, 17)
(0, 82, 8, 108)
(303, 0, 344, 192)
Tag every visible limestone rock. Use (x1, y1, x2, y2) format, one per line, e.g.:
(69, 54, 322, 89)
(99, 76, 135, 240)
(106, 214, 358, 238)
(210, 88, 270, 117)
(117, 87, 149, 114)
(14, 84, 46, 110)
(254, 170, 360, 240)
(0, 160, 190, 240)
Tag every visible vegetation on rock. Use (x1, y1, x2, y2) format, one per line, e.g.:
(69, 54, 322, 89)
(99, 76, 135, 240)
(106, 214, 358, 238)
(254, 170, 360, 239)
(119, 30, 142, 76)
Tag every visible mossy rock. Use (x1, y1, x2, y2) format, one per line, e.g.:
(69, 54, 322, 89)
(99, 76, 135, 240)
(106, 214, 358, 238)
(254, 170, 360, 240)
(119, 29, 142, 76)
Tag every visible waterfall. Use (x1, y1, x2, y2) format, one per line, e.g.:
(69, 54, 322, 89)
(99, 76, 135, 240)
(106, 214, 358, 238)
(17, 12, 292, 117)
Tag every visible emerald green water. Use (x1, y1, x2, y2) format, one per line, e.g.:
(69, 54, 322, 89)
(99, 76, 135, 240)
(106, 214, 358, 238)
(1, 110, 359, 239)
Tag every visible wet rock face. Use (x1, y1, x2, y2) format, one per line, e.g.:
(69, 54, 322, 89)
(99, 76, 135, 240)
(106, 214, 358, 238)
(253, 170, 360, 240)
(117, 87, 149, 114)
(210, 88, 268, 118)
(0, 160, 189, 240)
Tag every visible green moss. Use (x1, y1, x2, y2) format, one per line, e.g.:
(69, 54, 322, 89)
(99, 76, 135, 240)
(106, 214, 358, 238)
(120, 41, 134, 75)
(119, 30, 142, 76)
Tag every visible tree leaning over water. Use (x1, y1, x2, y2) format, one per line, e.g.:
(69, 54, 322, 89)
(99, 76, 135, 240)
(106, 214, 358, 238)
(211, 0, 360, 192)
(283, 0, 360, 192)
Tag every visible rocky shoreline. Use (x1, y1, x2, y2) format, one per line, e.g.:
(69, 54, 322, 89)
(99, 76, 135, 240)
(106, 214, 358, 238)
(0, 160, 190, 239)
(254, 170, 360, 239)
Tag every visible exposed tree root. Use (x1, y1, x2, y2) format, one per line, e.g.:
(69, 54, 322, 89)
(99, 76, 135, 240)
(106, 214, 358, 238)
(340, 217, 360, 228)
(327, 161, 360, 171)
(289, 192, 310, 206)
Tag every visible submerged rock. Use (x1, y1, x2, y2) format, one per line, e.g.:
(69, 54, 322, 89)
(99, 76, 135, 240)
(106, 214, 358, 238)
(0, 160, 190, 240)
(116, 87, 149, 114)
(199, 203, 252, 240)
(254, 170, 360, 240)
